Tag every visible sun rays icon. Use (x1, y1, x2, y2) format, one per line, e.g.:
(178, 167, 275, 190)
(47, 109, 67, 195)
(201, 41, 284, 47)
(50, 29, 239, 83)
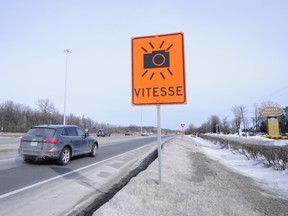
(141, 41, 173, 80)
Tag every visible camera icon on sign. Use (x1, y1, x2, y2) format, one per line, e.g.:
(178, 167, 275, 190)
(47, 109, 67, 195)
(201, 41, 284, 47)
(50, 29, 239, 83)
(144, 50, 170, 69)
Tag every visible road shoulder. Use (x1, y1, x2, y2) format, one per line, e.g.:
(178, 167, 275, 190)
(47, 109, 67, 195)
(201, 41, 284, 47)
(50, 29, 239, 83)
(94, 136, 288, 216)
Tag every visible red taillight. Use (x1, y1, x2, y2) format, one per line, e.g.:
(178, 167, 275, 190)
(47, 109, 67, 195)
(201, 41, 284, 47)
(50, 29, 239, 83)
(44, 138, 59, 144)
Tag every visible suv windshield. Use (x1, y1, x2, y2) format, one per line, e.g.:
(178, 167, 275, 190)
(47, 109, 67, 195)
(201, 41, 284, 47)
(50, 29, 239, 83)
(27, 128, 56, 138)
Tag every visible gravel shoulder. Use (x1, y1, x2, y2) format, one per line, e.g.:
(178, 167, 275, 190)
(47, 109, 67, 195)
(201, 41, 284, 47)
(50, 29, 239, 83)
(94, 136, 288, 216)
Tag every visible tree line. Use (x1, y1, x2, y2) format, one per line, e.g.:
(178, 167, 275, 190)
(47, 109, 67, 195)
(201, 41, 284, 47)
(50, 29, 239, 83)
(0, 99, 175, 134)
(186, 101, 288, 135)
(0, 99, 118, 133)
(2, 99, 286, 135)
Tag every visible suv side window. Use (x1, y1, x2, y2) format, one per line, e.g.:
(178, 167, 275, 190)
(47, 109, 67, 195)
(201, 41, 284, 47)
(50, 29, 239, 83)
(61, 128, 68, 136)
(76, 128, 86, 137)
(66, 127, 78, 136)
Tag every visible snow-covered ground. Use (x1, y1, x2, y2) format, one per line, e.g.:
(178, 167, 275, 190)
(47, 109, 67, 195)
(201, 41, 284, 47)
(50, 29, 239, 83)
(209, 133, 288, 147)
(93, 135, 288, 216)
(196, 135, 288, 197)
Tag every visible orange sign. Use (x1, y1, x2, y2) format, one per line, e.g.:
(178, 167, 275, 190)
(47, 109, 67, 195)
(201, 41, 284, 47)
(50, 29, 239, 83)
(131, 32, 186, 105)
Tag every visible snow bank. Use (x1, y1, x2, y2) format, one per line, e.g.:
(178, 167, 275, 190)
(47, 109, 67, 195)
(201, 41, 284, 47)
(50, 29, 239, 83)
(93, 135, 288, 216)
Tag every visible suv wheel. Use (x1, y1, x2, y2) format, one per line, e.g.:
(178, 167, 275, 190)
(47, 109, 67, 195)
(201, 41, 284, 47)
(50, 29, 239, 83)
(89, 143, 98, 157)
(57, 147, 71, 165)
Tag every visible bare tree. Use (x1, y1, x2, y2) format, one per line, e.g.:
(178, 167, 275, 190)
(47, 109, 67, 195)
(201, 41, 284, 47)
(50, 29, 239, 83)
(252, 103, 262, 132)
(66, 114, 81, 126)
(209, 115, 221, 133)
(35, 99, 56, 124)
(35, 99, 56, 115)
(239, 105, 248, 132)
(232, 105, 249, 135)
(185, 123, 197, 135)
(221, 116, 230, 134)
(0, 99, 115, 133)
(232, 105, 242, 133)
(261, 101, 280, 108)
(0, 101, 17, 132)
(198, 122, 210, 133)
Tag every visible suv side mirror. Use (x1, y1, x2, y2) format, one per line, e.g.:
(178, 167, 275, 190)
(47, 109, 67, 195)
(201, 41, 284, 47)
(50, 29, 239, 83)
(85, 129, 89, 137)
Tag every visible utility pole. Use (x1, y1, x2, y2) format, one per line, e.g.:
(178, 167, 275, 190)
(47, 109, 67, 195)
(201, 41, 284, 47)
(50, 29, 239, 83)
(63, 49, 72, 125)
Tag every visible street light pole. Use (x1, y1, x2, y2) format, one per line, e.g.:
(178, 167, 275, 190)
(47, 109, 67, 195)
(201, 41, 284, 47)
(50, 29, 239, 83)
(63, 49, 72, 125)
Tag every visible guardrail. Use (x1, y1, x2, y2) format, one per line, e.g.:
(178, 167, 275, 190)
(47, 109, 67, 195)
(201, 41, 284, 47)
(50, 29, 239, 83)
(0, 133, 24, 138)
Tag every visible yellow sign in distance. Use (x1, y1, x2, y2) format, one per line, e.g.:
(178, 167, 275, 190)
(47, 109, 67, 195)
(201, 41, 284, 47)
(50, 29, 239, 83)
(260, 107, 284, 117)
(267, 118, 280, 137)
(131, 32, 186, 105)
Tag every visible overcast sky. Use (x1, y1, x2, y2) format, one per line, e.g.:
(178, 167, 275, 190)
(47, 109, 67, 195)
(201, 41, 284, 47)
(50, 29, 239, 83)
(0, 0, 287, 130)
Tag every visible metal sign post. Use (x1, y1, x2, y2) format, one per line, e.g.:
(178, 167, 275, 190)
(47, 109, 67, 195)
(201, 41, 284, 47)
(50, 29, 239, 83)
(157, 105, 162, 186)
(181, 123, 185, 141)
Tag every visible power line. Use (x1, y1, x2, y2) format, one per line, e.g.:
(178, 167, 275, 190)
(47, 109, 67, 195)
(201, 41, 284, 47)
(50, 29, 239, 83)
(258, 84, 288, 102)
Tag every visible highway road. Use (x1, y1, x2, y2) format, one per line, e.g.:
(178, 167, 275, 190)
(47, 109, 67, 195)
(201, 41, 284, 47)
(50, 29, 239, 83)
(0, 135, 162, 195)
(0, 134, 172, 216)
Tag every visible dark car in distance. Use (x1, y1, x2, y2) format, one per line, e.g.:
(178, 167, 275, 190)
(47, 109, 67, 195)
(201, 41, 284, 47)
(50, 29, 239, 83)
(125, 131, 133, 136)
(97, 129, 111, 137)
(18, 125, 98, 165)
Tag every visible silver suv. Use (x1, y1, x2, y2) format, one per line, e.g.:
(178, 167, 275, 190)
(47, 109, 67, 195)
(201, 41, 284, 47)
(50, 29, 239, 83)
(18, 125, 98, 165)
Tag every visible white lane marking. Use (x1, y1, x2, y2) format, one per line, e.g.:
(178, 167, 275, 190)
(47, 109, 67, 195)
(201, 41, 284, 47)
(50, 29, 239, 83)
(0, 143, 155, 199)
